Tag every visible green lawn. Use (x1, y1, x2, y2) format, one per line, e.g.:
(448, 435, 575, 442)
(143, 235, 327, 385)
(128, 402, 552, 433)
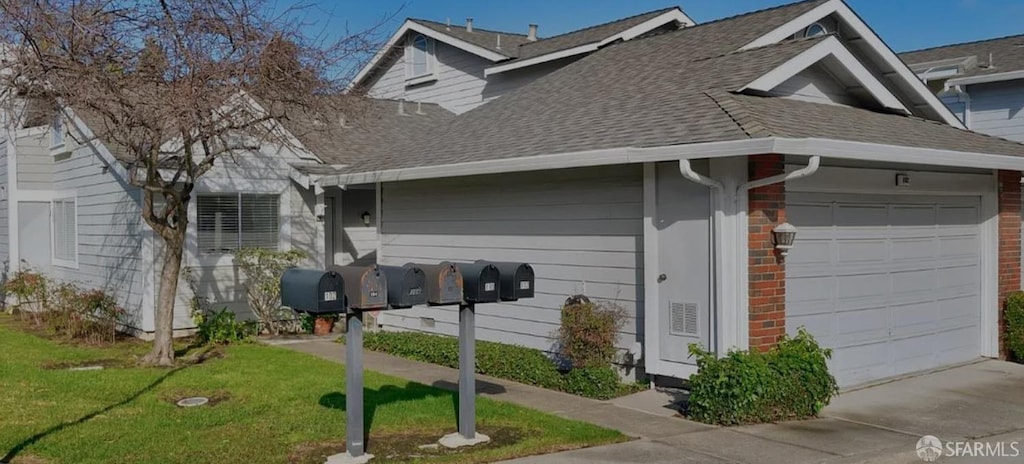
(0, 316, 625, 464)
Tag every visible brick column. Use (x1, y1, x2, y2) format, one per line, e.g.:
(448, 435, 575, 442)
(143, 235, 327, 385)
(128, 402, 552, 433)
(748, 154, 787, 352)
(998, 170, 1022, 358)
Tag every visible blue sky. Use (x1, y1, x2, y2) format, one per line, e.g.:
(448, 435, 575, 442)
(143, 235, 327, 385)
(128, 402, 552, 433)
(304, 0, 1024, 53)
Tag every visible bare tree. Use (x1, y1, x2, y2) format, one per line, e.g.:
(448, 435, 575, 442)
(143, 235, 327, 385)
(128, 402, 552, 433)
(0, 0, 382, 365)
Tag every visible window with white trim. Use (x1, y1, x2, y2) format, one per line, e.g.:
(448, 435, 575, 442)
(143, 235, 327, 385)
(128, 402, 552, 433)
(197, 193, 280, 253)
(407, 34, 433, 79)
(51, 113, 65, 147)
(52, 197, 77, 266)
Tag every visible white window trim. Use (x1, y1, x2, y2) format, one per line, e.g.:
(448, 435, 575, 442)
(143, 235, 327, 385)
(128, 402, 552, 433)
(50, 113, 68, 154)
(405, 34, 437, 85)
(50, 193, 79, 269)
(188, 188, 289, 268)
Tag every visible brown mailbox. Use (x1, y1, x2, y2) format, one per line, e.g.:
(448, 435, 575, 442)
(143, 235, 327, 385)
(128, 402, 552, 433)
(415, 261, 464, 305)
(328, 264, 388, 310)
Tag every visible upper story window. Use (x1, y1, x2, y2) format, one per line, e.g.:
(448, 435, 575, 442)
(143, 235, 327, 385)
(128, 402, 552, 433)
(407, 34, 434, 80)
(51, 113, 65, 148)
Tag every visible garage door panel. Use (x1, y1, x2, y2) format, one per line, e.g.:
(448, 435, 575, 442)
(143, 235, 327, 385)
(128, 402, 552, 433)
(787, 196, 982, 387)
(891, 205, 936, 225)
(837, 239, 889, 263)
(836, 204, 888, 226)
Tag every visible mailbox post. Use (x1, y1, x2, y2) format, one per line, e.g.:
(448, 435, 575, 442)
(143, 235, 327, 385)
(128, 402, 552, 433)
(325, 265, 388, 464)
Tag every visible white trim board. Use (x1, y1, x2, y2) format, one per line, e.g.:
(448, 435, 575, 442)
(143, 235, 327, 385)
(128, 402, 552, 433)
(737, 0, 965, 128)
(320, 137, 1024, 186)
(740, 36, 908, 113)
(484, 9, 695, 77)
(351, 20, 508, 88)
(947, 70, 1024, 88)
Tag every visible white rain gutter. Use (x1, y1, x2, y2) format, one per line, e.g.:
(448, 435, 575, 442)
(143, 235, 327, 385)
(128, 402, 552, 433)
(739, 155, 820, 192)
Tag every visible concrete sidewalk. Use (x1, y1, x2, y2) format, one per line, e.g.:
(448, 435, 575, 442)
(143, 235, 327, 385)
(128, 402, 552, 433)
(271, 339, 1024, 463)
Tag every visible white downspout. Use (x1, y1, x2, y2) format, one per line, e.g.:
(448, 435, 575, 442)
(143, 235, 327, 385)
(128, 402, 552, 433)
(739, 155, 820, 192)
(679, 159, 725, 354)
(676, 155, 820, 354)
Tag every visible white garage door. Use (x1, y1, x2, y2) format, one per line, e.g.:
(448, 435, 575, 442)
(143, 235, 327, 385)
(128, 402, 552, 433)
(787, 193, 982, 387)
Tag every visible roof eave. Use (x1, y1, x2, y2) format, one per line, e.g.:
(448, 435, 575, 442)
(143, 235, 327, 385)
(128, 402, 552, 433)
(322, 137, 1024, 186)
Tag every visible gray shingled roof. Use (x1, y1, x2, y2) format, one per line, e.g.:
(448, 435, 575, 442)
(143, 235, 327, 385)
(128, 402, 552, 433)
(337, 0, 834, 173)
(412, 19, 532, 58)
(513, 7, 680, 61)
(280, 98, 454, 168)
(708, 90, 1024, 156)
(899, 34, 1024, 78)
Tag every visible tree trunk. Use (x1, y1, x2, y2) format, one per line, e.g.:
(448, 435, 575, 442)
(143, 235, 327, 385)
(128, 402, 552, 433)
(143, 228, 185, 367)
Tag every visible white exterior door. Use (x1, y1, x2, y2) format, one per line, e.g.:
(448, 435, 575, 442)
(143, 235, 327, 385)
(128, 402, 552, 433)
(787, 193, 982, 387)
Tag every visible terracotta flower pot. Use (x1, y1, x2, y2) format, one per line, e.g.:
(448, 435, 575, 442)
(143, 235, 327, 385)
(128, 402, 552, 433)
(313, 317, 335, 336)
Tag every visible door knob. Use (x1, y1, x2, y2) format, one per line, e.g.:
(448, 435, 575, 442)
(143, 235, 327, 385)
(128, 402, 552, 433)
(657, 273, 667, 283)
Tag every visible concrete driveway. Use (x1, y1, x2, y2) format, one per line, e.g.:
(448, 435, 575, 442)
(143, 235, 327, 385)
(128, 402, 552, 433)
(503, 360, 1024, 463)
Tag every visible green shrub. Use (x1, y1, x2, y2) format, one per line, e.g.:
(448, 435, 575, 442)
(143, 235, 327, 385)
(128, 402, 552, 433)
(362, 330, 625, 399)
(561, 366, 622, 400)
(234, 248, 307, 335)
(197, 308, 257, 345)
(1006, 292, 1024, 362)
(687, 328, 838, 425)
(557, 296, 626, 369)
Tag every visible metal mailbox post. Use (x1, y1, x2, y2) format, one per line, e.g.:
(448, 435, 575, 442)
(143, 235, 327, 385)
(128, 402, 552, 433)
(326, 265, 389, 464)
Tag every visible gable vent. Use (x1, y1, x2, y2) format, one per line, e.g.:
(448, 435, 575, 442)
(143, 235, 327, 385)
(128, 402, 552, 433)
(670, 301, 699, 336)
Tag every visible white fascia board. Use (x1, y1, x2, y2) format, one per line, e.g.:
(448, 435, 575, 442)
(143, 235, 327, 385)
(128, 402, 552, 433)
(740, 36, 908, 113)
(325, 136, 1024, 186)
(598, 9, 695, 45)
(484, 43, 598, 76)
(485, 9, 695, 77)
(352, 20, 507, 87)
(738, 0, 965, 129)
(947, 70, 1024, 87)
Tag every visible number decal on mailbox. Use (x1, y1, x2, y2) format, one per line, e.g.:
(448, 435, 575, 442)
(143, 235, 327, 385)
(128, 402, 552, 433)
(484, 282, 496, 291)
(323, 291, 337, 302)
(519, 281, 531, 290)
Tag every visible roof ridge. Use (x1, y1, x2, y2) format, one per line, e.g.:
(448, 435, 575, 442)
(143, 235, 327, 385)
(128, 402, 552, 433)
(521, 6, 678, 45)
(409, 18, 527, 37)
(683, 0, 825, 32)
(901, 32, 1024, 55)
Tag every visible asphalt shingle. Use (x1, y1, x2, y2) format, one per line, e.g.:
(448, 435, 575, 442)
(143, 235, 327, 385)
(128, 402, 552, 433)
(899, 34, 1024, 78)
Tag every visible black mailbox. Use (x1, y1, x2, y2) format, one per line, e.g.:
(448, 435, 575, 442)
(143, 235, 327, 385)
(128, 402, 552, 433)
(484, 261, 535, 301)
(458, 262, 501, 303)
(280, 268, 346, 315)
(417, 262, 464, 305)
(328, 265, 388, 310)
(379, 264, 427, 309)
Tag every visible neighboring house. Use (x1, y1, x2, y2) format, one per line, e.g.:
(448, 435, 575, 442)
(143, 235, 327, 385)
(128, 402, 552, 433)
(900, 34, 1024, 142)
(4, 0, 1024, 390)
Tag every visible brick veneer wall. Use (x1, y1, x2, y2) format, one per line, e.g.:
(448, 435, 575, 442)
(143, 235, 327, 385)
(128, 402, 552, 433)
(748, 154, 786, 352)
(998, 170, 1022, 358)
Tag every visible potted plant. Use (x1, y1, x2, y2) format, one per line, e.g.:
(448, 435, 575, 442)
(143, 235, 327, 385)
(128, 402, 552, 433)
(313, 314, 339, 336)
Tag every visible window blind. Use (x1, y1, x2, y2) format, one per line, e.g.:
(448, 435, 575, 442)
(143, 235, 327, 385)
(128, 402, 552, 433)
(53, 198, 76, 261)
(197, 193, 279, 253)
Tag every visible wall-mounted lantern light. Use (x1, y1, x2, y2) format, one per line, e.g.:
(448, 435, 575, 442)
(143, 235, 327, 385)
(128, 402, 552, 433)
(361, 211, 372, 227)
(772, 222, 798, 256)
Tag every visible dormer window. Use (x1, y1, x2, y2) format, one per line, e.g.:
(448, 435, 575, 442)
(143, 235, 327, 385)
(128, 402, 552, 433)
(51, 113, 65, 148)
(406, 34, 435, 83)
(804, 22, 828, 38)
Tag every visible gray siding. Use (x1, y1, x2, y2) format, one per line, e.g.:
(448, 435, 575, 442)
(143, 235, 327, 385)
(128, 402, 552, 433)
(0, 141, 8, 273)
(772, 65, 855, 106)
(168, 148, 320, 330)
(967, 80, 1024, 143)
(377, 165, 645, 354)
(51, 142, 147, 330)
(16, 131, 53, 190)
(369, 40, 491, 114)
(939, 92, 967, 125)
